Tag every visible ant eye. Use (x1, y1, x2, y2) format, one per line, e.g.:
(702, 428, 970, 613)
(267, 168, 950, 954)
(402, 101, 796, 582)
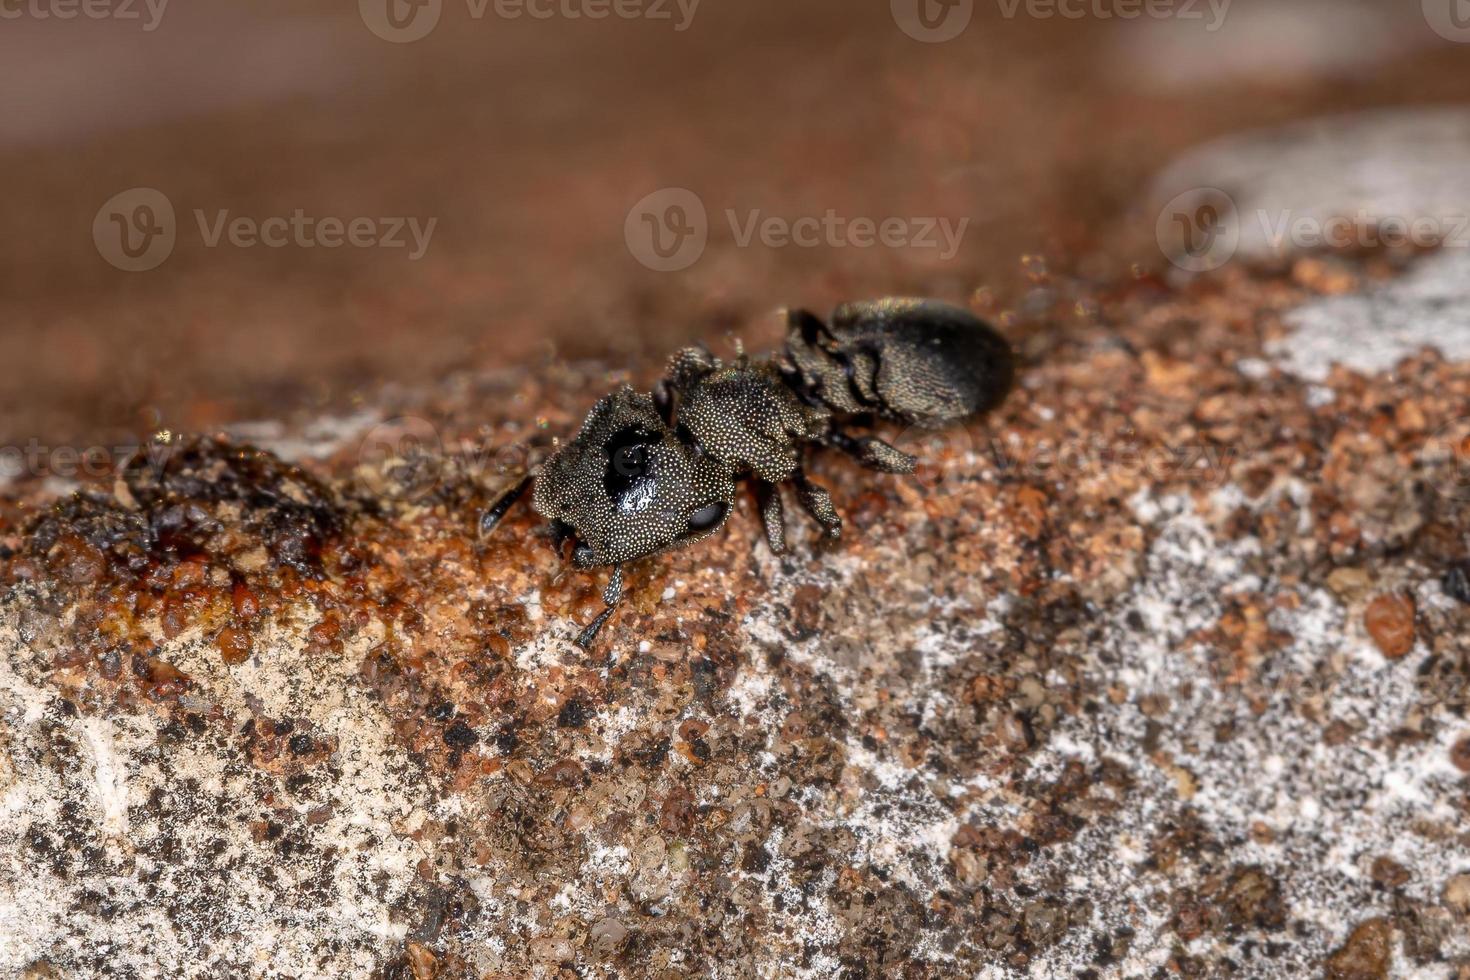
(685, 502, 727, 535)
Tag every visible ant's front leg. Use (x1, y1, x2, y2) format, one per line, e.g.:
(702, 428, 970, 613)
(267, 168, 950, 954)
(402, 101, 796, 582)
(575, 563, 623, 649)
(793, 467, 843, 541)
(754, 480, 787, 554)
(826, 429, 916, 474)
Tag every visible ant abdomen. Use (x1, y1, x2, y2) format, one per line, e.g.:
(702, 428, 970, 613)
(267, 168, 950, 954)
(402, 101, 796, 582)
(784, 298, 1014, 428)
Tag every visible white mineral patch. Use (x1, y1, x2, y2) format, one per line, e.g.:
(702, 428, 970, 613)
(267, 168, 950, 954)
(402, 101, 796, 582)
(0, 595, 440, 978)
(1016, 490, 1470, 977)
(1152, 106, 1470, 263)
(1273, 248, 1470, 381)
(726, 479, 1470, 975)
(77, 716, 130, 842)
(227, 409, 383, 463)
(1153, 106, 1470, 379)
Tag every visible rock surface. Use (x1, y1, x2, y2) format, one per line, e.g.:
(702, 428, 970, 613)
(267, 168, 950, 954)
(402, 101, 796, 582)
(4, 117, 1470, 976)
(3, 260, 1469, 978)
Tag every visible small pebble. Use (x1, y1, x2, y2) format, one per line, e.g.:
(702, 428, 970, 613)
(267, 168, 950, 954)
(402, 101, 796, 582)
(588, 917, 629, 955)
(1364, 593, 1416, 659)
(1444, 874, 1470, 916)
(1451, 737, 1470, 775)
(1325, 917, 1392, 980)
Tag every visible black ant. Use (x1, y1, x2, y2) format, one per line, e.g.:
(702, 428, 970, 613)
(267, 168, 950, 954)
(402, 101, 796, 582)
(481, 298, 1014, 648)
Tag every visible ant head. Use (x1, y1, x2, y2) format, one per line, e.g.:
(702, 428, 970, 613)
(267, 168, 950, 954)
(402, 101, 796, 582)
(532, 386, 735, 567)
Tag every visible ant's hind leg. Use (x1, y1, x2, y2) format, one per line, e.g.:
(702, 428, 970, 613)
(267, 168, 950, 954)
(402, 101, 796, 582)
(479, 473, 534, 538)
(754, 481, 787, 554)
(827, 430, 916, 474)
(575, 564, 624, 650)
(793, 468, 843, 541)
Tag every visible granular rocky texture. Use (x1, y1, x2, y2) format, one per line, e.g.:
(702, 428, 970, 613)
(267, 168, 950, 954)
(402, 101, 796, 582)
(2, 241, 1469, 977)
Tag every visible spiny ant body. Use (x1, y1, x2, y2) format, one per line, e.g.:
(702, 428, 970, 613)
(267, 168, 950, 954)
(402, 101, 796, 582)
(482, 298, 1015, 648)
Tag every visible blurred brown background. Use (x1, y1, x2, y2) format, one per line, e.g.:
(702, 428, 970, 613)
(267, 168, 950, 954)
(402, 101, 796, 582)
(3, 0, 1468, 446)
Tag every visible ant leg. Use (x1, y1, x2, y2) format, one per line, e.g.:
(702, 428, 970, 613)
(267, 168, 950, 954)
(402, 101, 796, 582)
(826, 430, 916, 474)
(793, 468, 843, 541)
(601, 563, 624, 606)
(786, 308, 829, 346)
(575, 564, 623, 649)
(479, 473, 534, 538)
(754, 481, 787, 554)
(653, 380, 675, 427)
(575, 607, 617, 650)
